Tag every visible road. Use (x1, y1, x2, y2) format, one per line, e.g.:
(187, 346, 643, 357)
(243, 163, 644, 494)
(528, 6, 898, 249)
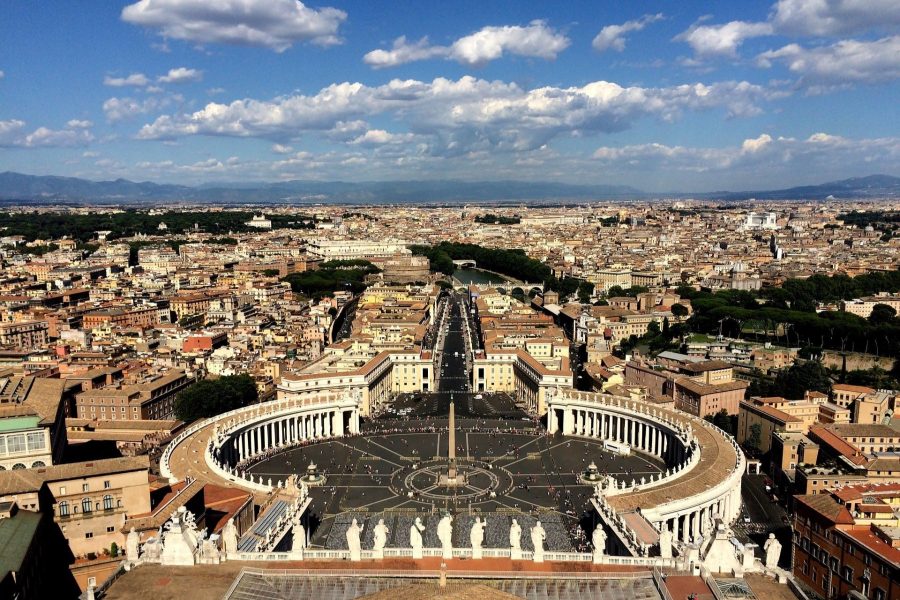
(735, 473, 793, 569)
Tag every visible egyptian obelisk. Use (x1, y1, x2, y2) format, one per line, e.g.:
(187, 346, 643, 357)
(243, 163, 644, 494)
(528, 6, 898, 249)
(447, 400, 457, 481)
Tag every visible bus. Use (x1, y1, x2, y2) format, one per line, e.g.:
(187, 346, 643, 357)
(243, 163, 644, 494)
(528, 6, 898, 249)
(603, 440, 631, 456)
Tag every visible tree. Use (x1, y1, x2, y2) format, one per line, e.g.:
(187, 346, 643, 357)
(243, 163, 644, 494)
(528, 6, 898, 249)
(870, 303, 897, 324)
(772, 360, 832, 400)
(747, 423, 762, 451)
(671, 304, 689, 318)
(704, 409, 736, 435)
(174, 374, 258, 422)
(577, 281, 595, 304)
(662, 316, 670, 336)
(109, 542, 119, 557)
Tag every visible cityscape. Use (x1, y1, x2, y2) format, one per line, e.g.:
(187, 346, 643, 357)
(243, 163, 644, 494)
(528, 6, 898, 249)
(0, 3, 899, 600)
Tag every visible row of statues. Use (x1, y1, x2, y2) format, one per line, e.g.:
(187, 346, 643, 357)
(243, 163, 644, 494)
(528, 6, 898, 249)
(342, 515, 549, 561)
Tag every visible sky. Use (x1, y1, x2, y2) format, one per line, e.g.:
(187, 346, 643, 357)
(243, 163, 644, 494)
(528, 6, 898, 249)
(1, 0, 899, 193)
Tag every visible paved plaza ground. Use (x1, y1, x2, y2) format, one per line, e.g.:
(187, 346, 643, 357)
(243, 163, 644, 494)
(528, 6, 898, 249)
(247, 406, 664, 550)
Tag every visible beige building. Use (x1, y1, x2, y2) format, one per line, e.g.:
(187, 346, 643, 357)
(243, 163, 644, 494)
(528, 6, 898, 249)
(840, 295, 900, 318)
(737, 399, 806, 453)
(0, 377, 69, 470)
(0, 321, 48, 350)
(75, 369, 193, 421)
(0, 456, 150, 558)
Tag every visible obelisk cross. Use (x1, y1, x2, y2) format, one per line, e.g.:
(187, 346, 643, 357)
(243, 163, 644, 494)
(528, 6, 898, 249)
(448, 400, 457, 480)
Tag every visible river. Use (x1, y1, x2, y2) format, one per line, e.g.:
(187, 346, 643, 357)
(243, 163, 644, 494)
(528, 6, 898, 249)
(452, 267, 509, 285)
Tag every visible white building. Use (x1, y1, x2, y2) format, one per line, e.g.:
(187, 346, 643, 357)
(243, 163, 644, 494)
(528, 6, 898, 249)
(744, 212, 777, 229)
(245, 214, 273, 229)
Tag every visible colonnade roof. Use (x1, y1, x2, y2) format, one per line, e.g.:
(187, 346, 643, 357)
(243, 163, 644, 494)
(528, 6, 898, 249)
(607, 411, 738, 513)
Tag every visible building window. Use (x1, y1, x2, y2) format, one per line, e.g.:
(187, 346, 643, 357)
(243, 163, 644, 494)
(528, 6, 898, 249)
(841, 566, 853, 582)
(85, 532, 93, 539)
(58, 501, 69, 517)
(7, 434, 26, 454)
(26, 432, 44, 451)
(103, 480, 111, 489)
(103, 495, 113, 510)
(106, 526, 115, 533)
(82, 498, 92, 513)
(82, 483, 89, 492)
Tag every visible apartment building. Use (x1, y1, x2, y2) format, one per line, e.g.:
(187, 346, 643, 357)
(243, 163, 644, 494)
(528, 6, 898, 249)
(792, 484, 899, 600)
(0, 321, 48, 350)
(75, 369, 193, 421)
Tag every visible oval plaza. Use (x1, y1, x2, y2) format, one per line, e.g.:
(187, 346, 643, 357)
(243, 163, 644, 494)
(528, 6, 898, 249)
(158, 288, 759, 584)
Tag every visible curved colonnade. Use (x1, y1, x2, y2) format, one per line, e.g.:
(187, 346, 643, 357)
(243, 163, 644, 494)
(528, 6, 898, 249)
(161, 387, 744, 557)
(160, 394, 361, 493)
(548, 391, 744, 547)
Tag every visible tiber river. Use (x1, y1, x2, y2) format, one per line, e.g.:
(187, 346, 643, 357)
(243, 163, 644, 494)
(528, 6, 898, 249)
(452, 267, 509, 285)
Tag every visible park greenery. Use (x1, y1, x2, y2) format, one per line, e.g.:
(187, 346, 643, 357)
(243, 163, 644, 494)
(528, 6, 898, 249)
(174, 374, 258, 422)
(474, 213, 521, 225)
(606, 285, 650, 298)
(703, 409, 738, 436)
(411, 242, 592, 300)
(281, 259, 380, 300)
(747, 361, 833, 400)
(0, 210, 319, 243)
(677, 269, 900, 358)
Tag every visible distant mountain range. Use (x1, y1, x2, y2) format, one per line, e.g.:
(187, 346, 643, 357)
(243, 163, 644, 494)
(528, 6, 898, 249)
(0, 171, 898, 204)
(693, 174, 900, 201)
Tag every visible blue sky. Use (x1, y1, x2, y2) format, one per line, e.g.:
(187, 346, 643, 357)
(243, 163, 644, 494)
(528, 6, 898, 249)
(1, 0, 899, 192)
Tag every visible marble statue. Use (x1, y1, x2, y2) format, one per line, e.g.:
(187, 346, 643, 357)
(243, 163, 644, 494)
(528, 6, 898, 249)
(290, 513, 306, 559)
(764, 533, 782, 569)
(222, 518, 239, 556)
(372, 519, 389, 558)
(470, 517, 486, 559)
(437, 513, 454, 560)
(531, 521, 546, 563)
(509, 519, 522, 560)
(346, 518, 362, 561)
(592, 524, 607, 564)
(140, 535, 161, 562)
(658, 527, 673, 559)
(410, 517, 425, 559)
(126, 527, 140, 562)
(160, 507, 199, 566)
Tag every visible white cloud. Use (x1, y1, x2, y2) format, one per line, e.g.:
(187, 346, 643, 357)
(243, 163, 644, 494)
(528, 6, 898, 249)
(741, 133, 773, 153)
(271, 143, 293, 154)
(0, 71, 4, 79)
(591, 133, 900, 185)
(134, 76, 782, 156)
(364, 20, 569, 68)
(593, 14, 664, 53)
(675, 20, 774, 58)
(757, 35, 900, 91)
(158, 67, 202, 83)
(103, 72, 150, 87)
(0, 119, 94, 148)
(103, 95, 182, 123)
(770, 0, 900, 36)
(363, 37, 448, 69)
(66, 119, 94, 129)
(121, 0, 347, 51)
(349, 129, 420, 146)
